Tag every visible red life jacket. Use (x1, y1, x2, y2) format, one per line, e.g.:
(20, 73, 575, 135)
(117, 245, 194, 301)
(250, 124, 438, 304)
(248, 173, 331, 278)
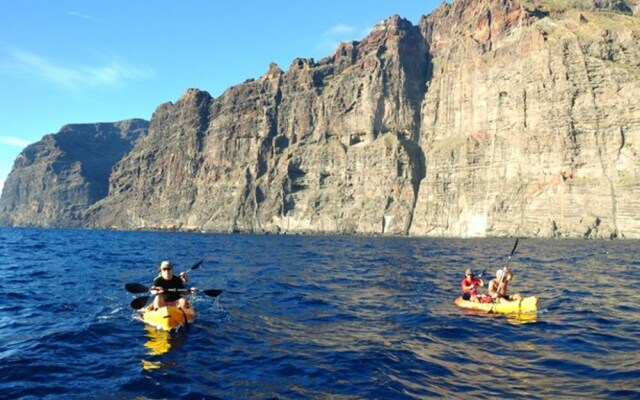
(461, 277, 480, 295)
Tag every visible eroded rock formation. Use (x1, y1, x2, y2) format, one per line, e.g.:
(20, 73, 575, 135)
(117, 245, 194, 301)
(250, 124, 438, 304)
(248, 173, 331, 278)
(0, 120, 147, 227)
(411, 0, 640, 238)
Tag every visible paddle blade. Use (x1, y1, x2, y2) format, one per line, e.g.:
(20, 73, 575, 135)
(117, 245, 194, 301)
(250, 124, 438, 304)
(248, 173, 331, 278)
(510, 238, 519, 256)
(203, 289, 223, 298)
(191, 259, 203, 271)
(125, 283, 149, 294)
(130, 296, 150, 310)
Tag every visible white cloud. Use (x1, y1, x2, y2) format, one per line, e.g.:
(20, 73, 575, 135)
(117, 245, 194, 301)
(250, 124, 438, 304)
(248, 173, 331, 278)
(0, 136, 31, 148)
(68, 11, 95, 21)
(323, 24, 358, 38)
(4, 49, 154, 92)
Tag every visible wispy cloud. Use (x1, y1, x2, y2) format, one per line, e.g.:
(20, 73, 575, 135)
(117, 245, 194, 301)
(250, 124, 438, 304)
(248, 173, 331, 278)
(320, 23, 373, 53)
(68, 11, 96, 21)
(3, 48, 155, 92)
(0, 136, 32, 148)
(324, 24, 358, 38)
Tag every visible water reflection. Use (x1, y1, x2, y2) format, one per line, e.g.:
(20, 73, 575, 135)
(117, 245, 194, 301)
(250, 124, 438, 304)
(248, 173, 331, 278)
(506, 312, 538, 325)
(144, 325, 173, 356)
(141, 325, 188, 370)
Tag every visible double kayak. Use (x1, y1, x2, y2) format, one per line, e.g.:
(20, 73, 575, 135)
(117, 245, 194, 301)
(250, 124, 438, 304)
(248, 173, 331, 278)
(141, 304, 196, 331)
(455, 296, 539, 314)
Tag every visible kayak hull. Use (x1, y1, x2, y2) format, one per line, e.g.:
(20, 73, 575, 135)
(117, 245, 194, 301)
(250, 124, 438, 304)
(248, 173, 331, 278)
(454, 296, 539, 314)
(142, 304, 196, 331)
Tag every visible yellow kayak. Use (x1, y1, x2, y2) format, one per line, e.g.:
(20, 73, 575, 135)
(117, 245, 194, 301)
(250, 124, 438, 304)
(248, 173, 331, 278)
(141, 304, 196, 331)
(454, 296, 539, 314)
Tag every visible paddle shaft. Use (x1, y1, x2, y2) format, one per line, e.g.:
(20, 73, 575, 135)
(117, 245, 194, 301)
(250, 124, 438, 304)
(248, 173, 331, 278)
(180, 259, 203, 275)
(153, 287, 195, 293)
(126, 283, 215, 295)
(125, 283, 193, 294)
(495, 238, 519, 296)
(149, 287, 222, 297)
(129, 289, 222, 310)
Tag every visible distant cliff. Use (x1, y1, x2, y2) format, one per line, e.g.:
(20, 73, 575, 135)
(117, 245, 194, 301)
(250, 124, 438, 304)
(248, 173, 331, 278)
(0, 120, 148, 227)
(2, 0, 640, 238)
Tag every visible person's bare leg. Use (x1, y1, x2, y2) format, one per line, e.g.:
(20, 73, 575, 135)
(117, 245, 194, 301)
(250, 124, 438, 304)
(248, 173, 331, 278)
(177, 298, 189, 309)
(153, 295, 166, 309)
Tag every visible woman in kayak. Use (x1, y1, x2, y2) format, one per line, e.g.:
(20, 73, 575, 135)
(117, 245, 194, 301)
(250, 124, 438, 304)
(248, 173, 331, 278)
(461, 268, 485, 302)
(487, 268, 522, 302)
(150, 260, 193, 309)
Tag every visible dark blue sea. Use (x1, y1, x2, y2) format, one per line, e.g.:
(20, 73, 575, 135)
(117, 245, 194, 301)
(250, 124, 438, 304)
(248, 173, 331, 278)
(0, 228, 639, 399)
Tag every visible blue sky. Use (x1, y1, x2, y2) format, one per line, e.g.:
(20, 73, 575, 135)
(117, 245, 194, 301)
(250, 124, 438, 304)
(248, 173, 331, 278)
(0, 1, 440, 193)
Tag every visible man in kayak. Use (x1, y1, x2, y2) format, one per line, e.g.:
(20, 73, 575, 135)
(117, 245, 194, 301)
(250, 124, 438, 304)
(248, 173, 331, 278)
(487, 268, 522, 303)
(150, 260, 193, 309)
(461, 268, 485, 302)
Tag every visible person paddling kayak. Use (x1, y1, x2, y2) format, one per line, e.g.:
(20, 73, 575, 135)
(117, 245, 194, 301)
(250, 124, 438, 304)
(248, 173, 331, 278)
(150, 260, 195, 310)
(460, 268, 485, 303)
(487, 268, 522, 303)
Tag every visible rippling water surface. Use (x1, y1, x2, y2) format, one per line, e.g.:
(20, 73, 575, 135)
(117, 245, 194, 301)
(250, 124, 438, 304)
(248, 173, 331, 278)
(0, 228, 639, 399)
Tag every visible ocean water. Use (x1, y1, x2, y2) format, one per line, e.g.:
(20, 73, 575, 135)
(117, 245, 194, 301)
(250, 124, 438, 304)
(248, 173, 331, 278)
(0, 227, 638, 399)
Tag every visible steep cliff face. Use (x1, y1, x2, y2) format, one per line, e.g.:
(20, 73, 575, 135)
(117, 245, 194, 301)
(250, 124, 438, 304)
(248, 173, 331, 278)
(0, 120, 147, 227)
(411, 0, 640, 238)
(83, 92, 211, 229)
(5, 0, 640, 238)
(84, 16, 430, 234)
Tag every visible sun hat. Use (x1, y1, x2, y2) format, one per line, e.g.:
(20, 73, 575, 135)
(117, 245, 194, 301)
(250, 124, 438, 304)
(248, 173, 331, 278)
(496, 269, 503, 277)
(465, 268, 473, 275)
(160, 260, 172, 269)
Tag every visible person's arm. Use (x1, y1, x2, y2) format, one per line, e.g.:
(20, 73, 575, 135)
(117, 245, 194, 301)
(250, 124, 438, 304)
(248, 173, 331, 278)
(487, 280, 497, 297)
(506, 270, 514, 282)
(501, 281, 509, 296)
(150, 277, 164, 294)
(178, 273, 196, 293)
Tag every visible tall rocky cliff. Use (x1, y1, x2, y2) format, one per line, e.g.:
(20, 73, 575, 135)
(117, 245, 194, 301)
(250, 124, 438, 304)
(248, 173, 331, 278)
(0, 120, 148, 227)
(411, 0, 640, 238)
(2, 0, 640, 238)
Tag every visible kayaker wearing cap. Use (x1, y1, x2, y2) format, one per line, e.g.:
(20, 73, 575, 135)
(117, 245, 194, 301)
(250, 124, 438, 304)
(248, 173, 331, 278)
(150, 260, 192, 310)
(461, 268, 484, 303)
(487, 268, 522, 303)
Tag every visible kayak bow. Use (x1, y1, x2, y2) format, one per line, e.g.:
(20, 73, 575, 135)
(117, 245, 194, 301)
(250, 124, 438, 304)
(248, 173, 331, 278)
(141, 304, 196, 331)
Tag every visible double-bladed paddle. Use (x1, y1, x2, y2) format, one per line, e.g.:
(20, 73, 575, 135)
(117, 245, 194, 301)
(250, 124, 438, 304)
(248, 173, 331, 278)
(126, 285, 223, 310)
(125, 259, 222, 309)
(125, 282, 222, 297)
(125, 259, 203, 294)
